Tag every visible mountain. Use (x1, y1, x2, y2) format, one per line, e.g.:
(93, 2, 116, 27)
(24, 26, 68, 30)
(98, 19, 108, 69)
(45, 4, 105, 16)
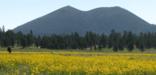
(14, 6, 156, 35)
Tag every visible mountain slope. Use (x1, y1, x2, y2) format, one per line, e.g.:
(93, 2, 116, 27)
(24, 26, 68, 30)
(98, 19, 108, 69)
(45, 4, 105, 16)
(14, 6, 156, 35)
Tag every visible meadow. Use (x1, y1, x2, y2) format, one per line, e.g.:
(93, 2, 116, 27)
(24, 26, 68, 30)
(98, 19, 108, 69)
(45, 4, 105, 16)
(0, 49, 156, 75)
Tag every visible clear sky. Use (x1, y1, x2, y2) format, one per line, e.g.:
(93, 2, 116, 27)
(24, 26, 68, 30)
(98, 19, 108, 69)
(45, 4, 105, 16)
(0, 0, 156, 30)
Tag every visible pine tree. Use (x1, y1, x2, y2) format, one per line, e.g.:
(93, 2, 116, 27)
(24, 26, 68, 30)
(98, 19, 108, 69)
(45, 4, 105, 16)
(85, 32, 98, 50)
(98, 34, 107, 50)
(126, 32, 134, 51)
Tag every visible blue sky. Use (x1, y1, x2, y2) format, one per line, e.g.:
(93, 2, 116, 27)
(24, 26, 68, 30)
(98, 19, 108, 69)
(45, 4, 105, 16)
(0, 0, 156, 30)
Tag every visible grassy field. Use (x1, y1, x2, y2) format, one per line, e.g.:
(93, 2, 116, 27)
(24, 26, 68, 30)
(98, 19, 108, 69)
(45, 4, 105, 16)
(0, 48, 156, 75)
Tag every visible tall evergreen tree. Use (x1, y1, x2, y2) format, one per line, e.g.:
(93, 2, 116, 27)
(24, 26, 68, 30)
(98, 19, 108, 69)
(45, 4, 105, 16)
(98, 34, 107, 50)
(126, 32, 134, 51)
(85, 32, 98, 50)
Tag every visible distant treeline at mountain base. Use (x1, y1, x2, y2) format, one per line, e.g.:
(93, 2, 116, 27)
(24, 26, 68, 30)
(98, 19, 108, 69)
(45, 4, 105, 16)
(1, 27, 156, 52)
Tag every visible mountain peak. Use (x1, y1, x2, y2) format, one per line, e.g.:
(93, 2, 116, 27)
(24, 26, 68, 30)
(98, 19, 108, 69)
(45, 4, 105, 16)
(112, 6, 122, 9)
(63, 5, 74, 9)
(51, 6, 82, 14)
(88, 6, 124, 12)
(60, 6, 80, 11)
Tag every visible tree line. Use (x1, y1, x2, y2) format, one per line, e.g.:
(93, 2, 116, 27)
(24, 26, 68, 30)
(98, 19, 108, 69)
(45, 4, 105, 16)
(1, 27, 156, 52)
